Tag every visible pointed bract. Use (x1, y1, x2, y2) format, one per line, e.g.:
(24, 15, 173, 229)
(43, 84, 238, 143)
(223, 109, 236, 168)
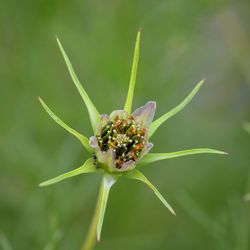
(127, 169, 175, 215)
(39, 97, 92, 152)
(56, 37, 100, 132)
(149, 79, 205, 138)
(138, 148, 227, 166)
(124, 31, 141, 113)
(97, 174, 118, 241)
(39, 158, 97, 187)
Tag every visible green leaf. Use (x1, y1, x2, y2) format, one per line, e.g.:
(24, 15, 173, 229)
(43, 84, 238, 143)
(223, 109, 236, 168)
(149, 79, 206, 138)
(124, 30, 141, 113)
(127, 169, 175, 215)
(97, 174, 117, 241)
(39, 158, 97, 187)
(138, 148, 227, 166)
(38, 97, 92, 152)
(56, 37, 100, 132)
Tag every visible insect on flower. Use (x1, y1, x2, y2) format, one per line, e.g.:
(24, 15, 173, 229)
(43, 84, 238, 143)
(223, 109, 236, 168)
(39, 31, 227, 249)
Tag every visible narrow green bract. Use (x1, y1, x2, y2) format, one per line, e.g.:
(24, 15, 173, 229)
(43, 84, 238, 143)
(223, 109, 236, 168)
(124, 31, 141, 113)
(138, 148, 227, 166)
(56, 38, 100, 133)
(97, 174, 117, 241)
(39, 97, 92, 152)
(127, 169, 175, 215)
(39, 158, 97, 187)
(149, 79, 206, 138)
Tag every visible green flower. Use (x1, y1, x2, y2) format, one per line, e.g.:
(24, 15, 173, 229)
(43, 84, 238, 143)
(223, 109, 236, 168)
(39, 31, 226, 248)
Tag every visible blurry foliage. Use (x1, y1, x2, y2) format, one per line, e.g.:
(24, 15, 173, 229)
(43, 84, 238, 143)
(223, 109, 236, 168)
(0, 0, 249, 249)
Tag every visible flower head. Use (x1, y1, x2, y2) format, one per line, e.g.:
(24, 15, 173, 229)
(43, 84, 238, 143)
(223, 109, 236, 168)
(39, 31, 226, 245)
(90, 102, 155, 173)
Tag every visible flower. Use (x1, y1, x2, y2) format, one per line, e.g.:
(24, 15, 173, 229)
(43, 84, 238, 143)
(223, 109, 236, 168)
(39, 31, 226, 245)
(89, 101, 155, 173)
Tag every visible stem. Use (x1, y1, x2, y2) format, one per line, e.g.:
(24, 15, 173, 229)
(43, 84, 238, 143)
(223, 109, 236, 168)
(81, 178, 104, 250)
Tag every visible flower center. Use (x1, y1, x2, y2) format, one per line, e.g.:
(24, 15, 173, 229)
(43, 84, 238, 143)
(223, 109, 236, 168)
(96, 115, 146, 169)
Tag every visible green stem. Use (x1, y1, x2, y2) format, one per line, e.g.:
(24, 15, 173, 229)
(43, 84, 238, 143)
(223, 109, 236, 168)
(81, 178, 104, 250)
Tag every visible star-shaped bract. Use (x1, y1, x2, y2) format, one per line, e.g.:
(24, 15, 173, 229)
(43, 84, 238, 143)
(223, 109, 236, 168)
(39, 31, 226, 243)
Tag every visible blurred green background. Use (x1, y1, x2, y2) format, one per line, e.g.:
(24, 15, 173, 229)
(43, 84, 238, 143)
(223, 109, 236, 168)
(1, 0, 250, 249)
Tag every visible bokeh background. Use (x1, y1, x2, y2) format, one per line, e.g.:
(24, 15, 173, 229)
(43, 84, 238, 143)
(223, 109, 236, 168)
(1, 0, 250, 249)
